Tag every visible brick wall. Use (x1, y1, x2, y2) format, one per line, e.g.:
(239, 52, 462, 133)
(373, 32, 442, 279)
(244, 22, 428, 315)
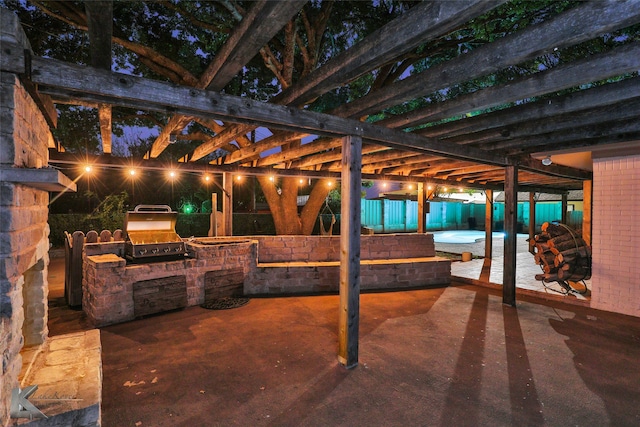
(0, 69, 52, 424)
(590, 154, 640, 318)
(252, 234, 436, 263)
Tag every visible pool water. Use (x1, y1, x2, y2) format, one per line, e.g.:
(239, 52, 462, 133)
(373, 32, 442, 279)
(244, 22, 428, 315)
(432, 230, 505, 244)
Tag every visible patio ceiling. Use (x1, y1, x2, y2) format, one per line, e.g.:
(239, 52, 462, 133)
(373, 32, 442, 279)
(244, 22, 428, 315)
(10, 1, 640, 192)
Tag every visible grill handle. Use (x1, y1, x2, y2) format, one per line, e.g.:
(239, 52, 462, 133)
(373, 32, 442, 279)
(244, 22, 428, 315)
(133, 204, 174, 213)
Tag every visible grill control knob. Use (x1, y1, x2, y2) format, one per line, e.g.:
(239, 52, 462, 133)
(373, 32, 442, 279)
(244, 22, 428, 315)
(139, 249, 147, 255)
(163, 247, 170, 253)
(151, 248, 159, 254)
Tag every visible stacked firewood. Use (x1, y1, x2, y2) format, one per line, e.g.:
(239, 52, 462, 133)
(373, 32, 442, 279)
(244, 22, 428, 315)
(531, 222, 592, 283)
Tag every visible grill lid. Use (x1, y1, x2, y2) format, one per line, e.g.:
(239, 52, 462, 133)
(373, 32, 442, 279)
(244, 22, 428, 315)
(124, 205, 185, 258)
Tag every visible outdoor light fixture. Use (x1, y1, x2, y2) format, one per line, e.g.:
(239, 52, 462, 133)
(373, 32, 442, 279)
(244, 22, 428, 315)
(84, 165, 92, 173)
(203, 174, 212, 183)
(129, 169, 136, 176)
(168, 170, 177, 179)
(269, 175, 275, 182)
(299, 178, 305, 185)
(235, 175, 243, 182)
(327, 181, 334, 187)
(542, 155, 553, 166)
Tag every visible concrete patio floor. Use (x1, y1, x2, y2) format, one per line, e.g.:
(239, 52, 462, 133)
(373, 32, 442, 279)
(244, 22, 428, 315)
(45, 254, 639, 426)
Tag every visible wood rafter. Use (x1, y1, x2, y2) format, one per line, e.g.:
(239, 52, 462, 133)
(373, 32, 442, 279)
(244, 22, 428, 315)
(333, 1, 640, 119)
(213, 0, 505, 168)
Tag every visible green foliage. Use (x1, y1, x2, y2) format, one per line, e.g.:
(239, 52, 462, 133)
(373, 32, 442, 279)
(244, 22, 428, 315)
(91, 191, 129, 232)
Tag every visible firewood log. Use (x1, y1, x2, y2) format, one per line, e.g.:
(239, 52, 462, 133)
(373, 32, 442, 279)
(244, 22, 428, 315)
(548, 238, 588, 253)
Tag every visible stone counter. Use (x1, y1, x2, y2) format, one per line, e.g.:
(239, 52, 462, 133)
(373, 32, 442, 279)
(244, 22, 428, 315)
(82, 240, 256, 327)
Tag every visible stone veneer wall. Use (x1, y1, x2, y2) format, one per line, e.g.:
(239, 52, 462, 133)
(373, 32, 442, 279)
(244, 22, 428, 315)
(0, 69, 52, 424)
(590, 154, 640, 318)
(252, 233, 436, 262)
(245, 233, 449, 295)
(82, 241, 256, 327)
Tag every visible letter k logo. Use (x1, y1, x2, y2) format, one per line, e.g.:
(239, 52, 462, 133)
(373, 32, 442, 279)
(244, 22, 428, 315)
(10, 385, 48, 419)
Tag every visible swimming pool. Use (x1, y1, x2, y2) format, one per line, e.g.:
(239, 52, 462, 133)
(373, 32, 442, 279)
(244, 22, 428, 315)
(432, 230, 505, 244)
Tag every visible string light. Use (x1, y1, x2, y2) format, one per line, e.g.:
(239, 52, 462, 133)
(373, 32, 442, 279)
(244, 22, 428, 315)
(84, 165, 92, 173)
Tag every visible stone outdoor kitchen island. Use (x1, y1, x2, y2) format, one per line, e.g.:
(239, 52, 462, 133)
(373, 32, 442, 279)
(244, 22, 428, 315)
(82, 234, 451, 327)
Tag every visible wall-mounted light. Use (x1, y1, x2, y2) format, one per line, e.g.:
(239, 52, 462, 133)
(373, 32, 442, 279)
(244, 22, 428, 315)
(541, 155, 553, 166)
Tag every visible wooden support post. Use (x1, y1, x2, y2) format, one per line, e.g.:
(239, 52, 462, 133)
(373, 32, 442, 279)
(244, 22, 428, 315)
(528, 192, 536, 254)
(417, 182, 426, 233)
(582, 180, 592, 246)
(503, 164, 518, 306)
(223, 173, 233, 236)
(338, 135, 362, 369)
(561, 193, 568, 224)
(480, 189, 493, 282)
(208, 193, 218, 237)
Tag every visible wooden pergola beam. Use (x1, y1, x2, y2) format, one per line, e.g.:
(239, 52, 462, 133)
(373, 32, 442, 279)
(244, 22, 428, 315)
(224, 1, 504, 166)
(489, 117, 640, 153)
(290, 145, 387, 169)
(256, 137, 341, 167)
(417, 74, 640, 139)
(387, 43, 640, 130)
(98, 104, 112, 154)
(366, 154, 441, 173)
(224, 131, 307, 165)
(21, 54, 507, 165)
(205, 0, 307, 92)
(455, 99, 640, 150)
(85, 1, 113, 154)
(276, 0, 505, 107)
(147, 0, 304, 159)
(333, 1, 640, 119)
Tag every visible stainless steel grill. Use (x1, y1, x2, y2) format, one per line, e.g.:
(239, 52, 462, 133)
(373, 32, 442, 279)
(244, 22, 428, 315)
(124, 205, 186, 260)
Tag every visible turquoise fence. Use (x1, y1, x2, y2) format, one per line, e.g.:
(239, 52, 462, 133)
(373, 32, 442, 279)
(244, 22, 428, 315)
(361, 199, 582, 233)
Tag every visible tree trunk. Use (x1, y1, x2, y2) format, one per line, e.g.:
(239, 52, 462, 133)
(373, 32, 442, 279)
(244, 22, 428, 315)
(258, 176, 332, 235)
